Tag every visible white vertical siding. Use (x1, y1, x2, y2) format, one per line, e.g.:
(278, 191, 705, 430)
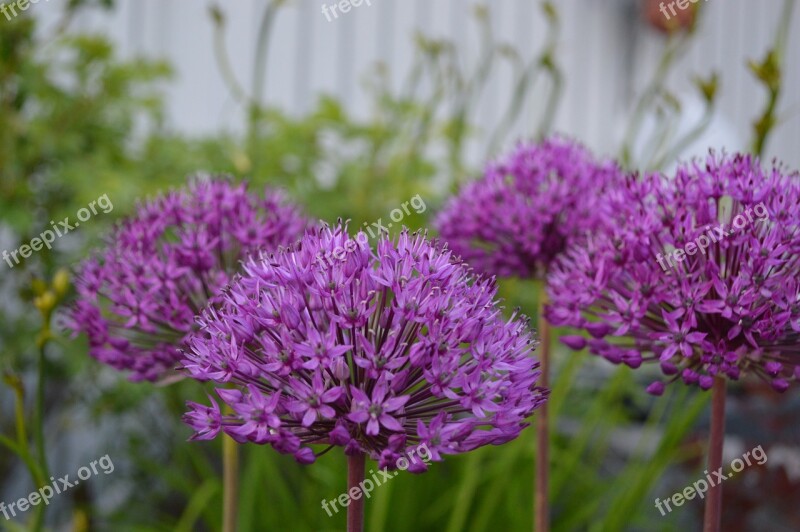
(34, 0, 800, 168)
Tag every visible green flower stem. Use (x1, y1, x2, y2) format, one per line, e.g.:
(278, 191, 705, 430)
(5, 363, 48, 531)
(222, 428, 239, 532)
(619, 29, 693, 169)
(750, 0, 796, 157)
(30, 327, 53, 532)
(35, 331, 52, 482)
(248, 0, 283, 174)
(2, 401, 45, 487)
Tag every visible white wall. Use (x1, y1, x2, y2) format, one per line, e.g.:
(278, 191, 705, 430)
(36, 0, 800, 168)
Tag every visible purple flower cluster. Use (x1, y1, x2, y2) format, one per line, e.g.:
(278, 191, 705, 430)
(435, 137, 623, 278)
(182, 225, 547, 468)
(66, 178, 309, 382)
(548, 153, 800, 394)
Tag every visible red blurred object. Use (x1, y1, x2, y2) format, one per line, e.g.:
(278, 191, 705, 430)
(643, 0, 698, 33)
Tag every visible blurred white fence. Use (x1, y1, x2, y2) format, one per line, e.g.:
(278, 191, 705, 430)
(37, 0, 800, 168)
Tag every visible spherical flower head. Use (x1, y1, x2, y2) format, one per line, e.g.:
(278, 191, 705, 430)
(65, 177, 310, 382)
(435, 136, 623, 278)
(548, 152, 800, 394)
(182, 224, 547, 468)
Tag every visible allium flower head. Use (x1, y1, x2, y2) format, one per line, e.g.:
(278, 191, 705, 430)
(66, 178, 310, 382)
(182, 224, 547, 468)
(435, 137, 623, 278)
(548, 153, 800, 394)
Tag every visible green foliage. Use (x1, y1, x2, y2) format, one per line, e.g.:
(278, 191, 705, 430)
(0, 21, 171, 231)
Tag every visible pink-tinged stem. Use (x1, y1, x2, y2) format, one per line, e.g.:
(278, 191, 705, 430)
(535, 290, 550, 532)
(703, 376, 727, 532)
(347, 453, 366, 532)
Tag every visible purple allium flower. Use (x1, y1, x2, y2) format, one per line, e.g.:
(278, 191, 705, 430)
(547, 153, 800, 393)
(66, 178, 310, 382)
(182, 224, 547, 467)
(435, 137, 623, 278)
